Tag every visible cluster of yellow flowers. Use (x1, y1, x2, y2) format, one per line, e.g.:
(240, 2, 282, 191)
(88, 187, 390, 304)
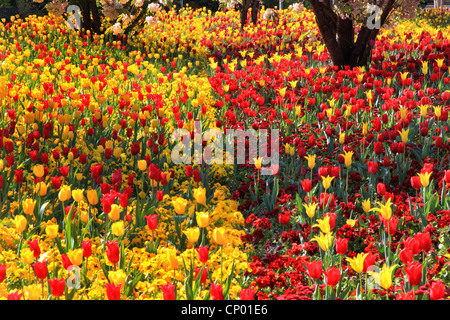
(0, 10, 253, 300)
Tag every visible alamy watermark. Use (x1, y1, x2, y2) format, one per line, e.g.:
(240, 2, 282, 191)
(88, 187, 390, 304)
(66, 265, 81, 290)
(367, 4, 382, 30)
(170, 120, 280, 175)
(66, 5, 81, 30)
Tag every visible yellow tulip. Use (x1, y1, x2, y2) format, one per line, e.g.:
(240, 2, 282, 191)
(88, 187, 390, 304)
(321, 175, 334, 190)
(303, 202, 318, 219)
(312, 216, 331, 234)
(193, 187, 206, 205)
(346, 219, 356, 228)
(212, 227, 228, 245)
(14, 215, 27, 233)
(340, 150, 354, 168)
(418, 104, 428, 118)
(417, 171, 432, 188)
(172, 197, 188, 215)
(109, 269, 127, 292)
(21, 248, 34, 265)
(22, 199, 36, 215)
(311, 232, 334, 251)
(305, 154, 316, 170)
(183, 227, 200, 243)
(196, 211, 209, 228)
(34, 181, 47, 197)
(434, 106, 442, 118)
(362, 122, 368, 135)
(137, 160, 147, 171)
(87, 189, 99, 205)
(45, 224, 59, 239)
(111, 220, 125, 237)
(370, 198, 393, 220)
(339, 132, 345, 144)
(421, 61, 428, 75)
(33, 165, 44, 178)
(398, 128, 409, 144)
(58, 185, 72, 202)
(72, 188, 84, 202)
(399, 107, 407, 121)
(368, 264, 398, 290)
(109, 204, 122, 221)
(67, 248, 84, 266)
(253, 157, 262, 170)
(362, 199, 371, 214)
(166, 248, 179, 269)
(24, 284, 41, 300)
(346, 252, 369, 274)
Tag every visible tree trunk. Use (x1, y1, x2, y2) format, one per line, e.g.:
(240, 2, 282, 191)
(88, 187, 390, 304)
(240, 0, 252, 30)
(90, 0, 101, 34)
(251, 0, 260, 25)
(310, 0, 396, 69)
(78, 0, 92, 33)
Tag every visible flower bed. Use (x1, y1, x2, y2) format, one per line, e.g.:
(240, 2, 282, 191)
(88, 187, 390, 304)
(0, 6, 450, 300)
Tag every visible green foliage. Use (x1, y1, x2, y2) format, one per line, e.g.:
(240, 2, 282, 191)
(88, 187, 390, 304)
(0, 0, 15, 8)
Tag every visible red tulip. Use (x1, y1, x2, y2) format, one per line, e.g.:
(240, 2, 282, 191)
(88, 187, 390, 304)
(374, 141, 383, 155)
(305, 260, 322, 280)
(399, 248, 413, 265)
(335, 238, 348, 255)
(404, 237, 421, 255)
(415, 232, 431, 252)
(111, 169, 122, 186)
(363, 252, 377, 273)
(404, 261, 423, 287)
(81, 240, 92, 258)
(210, 283, 224, 300)
(396, 291, 415, 300)
(194, 267, 208, 284)
(59, 166, 69, 177)
(301, 179, 312, 193)
(196, 246, 209, 264)
(367, 161, 378, 175)
(52, 149, 60, 161)
(324, 266, 341, 287)
(14, 169, 24, 184)
(240, 287, 257, 300)
(61, 254, 72, 270)
(277, 212, 290, 225)
(105, 240, 120, 265)
(27, 239, 41, 258)
(105, 282, 121, 300)
(444, 170, 450, 184)
(33, 261, 48, 280)
(382, 216, 399, 235)
(50, 176, 62, 190)
(185, 165, 193, 177)
(118, 192, 129, 208)
(90, 164, 103, 183)
(156, 190, 164, 201)
(410, 176, 421, 190)
(324, 212, 337, 230)
(160, 283, 176, 300)
(429, 281, 445, 300)
(376, 183, 386, 196)
(145, 214, 158, 230)
(7, 291, 23, 300)
(48, 278, 66, 297)
(0, 264, 6, 283)
(193, 169, 201, 183)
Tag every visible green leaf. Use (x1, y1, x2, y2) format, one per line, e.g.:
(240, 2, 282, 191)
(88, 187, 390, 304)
(222, 261, 236, 299)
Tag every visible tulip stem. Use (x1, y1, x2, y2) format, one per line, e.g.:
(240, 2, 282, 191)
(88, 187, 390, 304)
(220, 245, 224, 285)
